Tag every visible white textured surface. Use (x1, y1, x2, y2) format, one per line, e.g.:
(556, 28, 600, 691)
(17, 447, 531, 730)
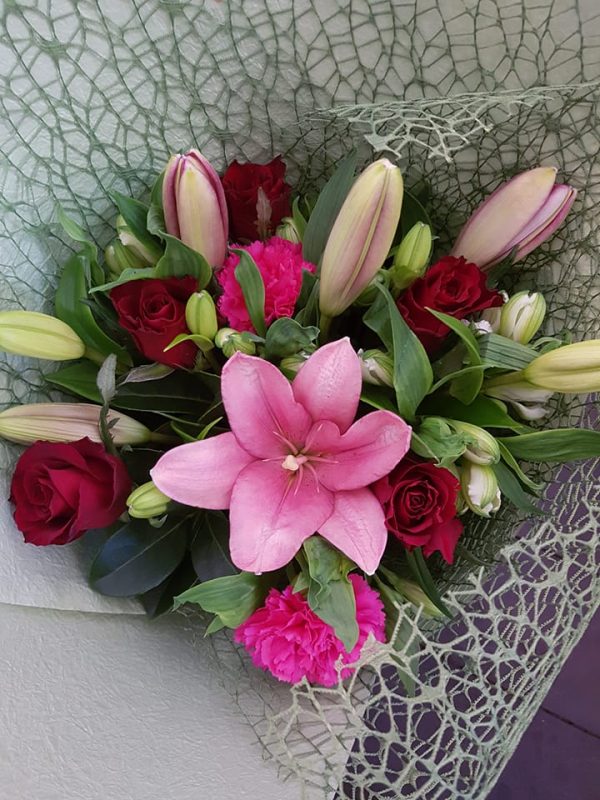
(0, 604, 289, 800)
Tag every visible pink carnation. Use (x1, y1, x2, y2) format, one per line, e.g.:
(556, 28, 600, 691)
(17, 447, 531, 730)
(234, 574, 386, 686)
(216, 237, 316, 332)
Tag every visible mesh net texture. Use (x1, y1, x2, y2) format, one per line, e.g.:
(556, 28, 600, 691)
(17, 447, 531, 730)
(1, 2, 599, 798)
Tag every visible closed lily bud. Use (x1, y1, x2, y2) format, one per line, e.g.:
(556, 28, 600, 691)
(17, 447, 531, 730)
(280, 352, 310, 374)
(522, 340, 600, 394)
(104, 239, 148, 276)
(451, 167, 576, 270)
(276, 216, 302, 244)
(446, 420, 500, 465)
(359, 349, 394, 387)
(498, 291, 546, 344)
(0, 403, 151, 446)
(391, 577, 445, 618)
(162, 149, 228, 267)
(389, 222, 432, 296)
(319, 159, 403, 318)
(479, 306, 503, 333)
(460, 463, 501, 517)
(185, 291, 218, 341)
(0, 311, 85, 361)
(127, 481, 170, 519)
(484, 374, 553, 420)
(214, 328, 256, 358)
(116, 215, 158, 266)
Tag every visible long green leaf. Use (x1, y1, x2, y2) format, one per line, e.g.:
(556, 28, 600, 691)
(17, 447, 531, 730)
(405, 548, 452, 618)
(89, 518, 189, 597)
(498, 441, 542, 492)
(363, 284, 433, 421)
(302, 150, 357, 265)
(427, 309, 483, 404)
(234, 249, 267, 337)
(55, 254, 130, 362)
(190, 511, 237, 582)
(420, 395, 531, 433)
(492, 461, 544, 516)
(112, 192, 163, 261)
(399, 189, 432, 236)
(478, 333, 537, 370)
(499, 428, 600, 463)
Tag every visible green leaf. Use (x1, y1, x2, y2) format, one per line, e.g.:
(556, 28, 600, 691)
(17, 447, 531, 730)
(114, 371, 214, 415)
(303, 536, 359, 652)
(498, 428, 600, 463)
(363, 284, 433, 421)
(492, 461, 545, 516)
(427, 309, 483, 404)
(233, 249, 267, 337)
(478, 333, 538, 370)
(264, 317, 319, 360)
(90, 267, 156, 294)
(163, 332, 213, 353)
(360, 384, 398, 412)
(405, 548, 452, 618)
(411, 416, 473, 467)
(55, 253, 131, 362)
(419, 395, 531, 433)
(498, 441, 542, 493)
(399, 190, 432, 237)
(57, 207, 98, 266)
(153, 234, 212, 286)
(46, 361, 103, 403)
(190, 511, 237, 582)
(139, 557, 198, 618)
(89, 518, 189, 597)
(291, 196, 308, 238)
(173, 571, 271, 629)
(302, 150, 357, 265)
(112, 192, 163, 261)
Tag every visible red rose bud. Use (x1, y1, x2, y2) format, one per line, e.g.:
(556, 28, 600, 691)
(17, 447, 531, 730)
(10, 438, 131, 546)
(110, 276, 198, 368)
(397, 255, 503, 354)
(162, 149, 228, 266)
(221, 157, 292, 241)
(372, 457, 464, 564)
(451, 167, 576, 270)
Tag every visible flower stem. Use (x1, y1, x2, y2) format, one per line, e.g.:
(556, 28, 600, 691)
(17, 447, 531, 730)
(319, 313, 333, 345)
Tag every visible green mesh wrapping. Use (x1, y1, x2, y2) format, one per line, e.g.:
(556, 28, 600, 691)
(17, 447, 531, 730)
(1, 2, 599, 798)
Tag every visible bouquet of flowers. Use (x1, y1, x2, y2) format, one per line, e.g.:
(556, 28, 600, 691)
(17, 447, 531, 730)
(1, 146, 598, 687)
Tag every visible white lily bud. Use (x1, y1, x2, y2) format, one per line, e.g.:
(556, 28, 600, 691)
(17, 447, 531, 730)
(116, 215, 158, 266)
(498, 291, 546, 344)
(460, 462, 501, 517)
(478, 306, 503, 333)
(446, 420, 500, 465)
(359, 349, 394, 387)
(484, 374, 554, 419)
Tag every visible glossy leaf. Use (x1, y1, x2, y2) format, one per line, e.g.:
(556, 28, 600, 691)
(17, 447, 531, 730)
(153, 233, 212, 286)
(89, 518, 189, 597)
(363, 284, 433, 421)
(139, 556, 198, 618)
(302, 150, 357, 265)
(191, 511, 237, 582)
(233, 249, 267, 337)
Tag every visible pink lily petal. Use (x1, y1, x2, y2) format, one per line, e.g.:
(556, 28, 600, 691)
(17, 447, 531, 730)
(315, 411, 412, 491)
(229, 460, 334, 573)
(150, 432, 253, 509)
(319, 488, 387, 574)
(293, 338, 362, 433)
(509, 185, 577, 261)
(222, 352, 312, 459)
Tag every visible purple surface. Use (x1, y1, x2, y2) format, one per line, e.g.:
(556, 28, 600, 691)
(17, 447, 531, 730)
(488, 611, 600, 800)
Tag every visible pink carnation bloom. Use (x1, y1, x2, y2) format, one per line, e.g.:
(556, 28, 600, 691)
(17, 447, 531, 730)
(217, 237, 316, 332)
(234, 574, 386, 686)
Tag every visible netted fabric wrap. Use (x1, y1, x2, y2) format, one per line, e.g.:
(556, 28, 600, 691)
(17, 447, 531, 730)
(0, 2, 599, 798)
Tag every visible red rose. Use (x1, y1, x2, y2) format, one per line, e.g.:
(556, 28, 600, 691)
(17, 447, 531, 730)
(373, 458, 463, 563)
(110, 276, 198, 368)
(221, 157, 292, 241)
(10, 438, 131, 546)
(397, 255, 503, 353)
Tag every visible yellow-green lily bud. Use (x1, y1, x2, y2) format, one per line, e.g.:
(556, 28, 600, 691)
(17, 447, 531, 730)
(185, 291, 218, 341)
(0, 311, 85, 361)
(280, 352, 310, 374)
(0, 403, 152, 446)
(359, 349, 394, 387)
(214, 328, 256, 358)
(446, 420, 500, 465)
(498, 291, 546, 344)
(523, 340, 600, 393)
(104, 239, 148, 276)
(460, 462, 501, 517)
(127, 481, 170, 519)
(389, 222, 432, 296)
(275, 216, 302, 244)
(391, 577, 445, 618)
(116, 215, 158, 266)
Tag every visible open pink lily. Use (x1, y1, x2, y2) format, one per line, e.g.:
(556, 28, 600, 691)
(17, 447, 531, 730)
(151, 338, 411, 574)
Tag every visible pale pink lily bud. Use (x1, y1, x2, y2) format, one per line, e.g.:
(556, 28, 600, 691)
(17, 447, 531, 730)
(162, 149, 228, 267)
(0, 403, 152, 446)
(319, 159, 403, 318)
(451, 167, 576, 270)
